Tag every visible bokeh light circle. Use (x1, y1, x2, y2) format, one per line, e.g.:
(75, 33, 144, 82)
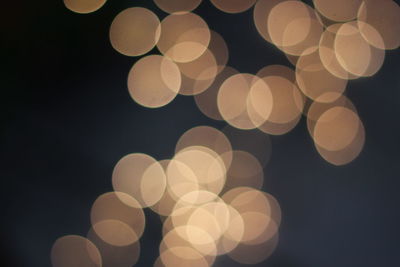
(157, 12, 211, 63)
(313, 106, 361, 151)
(51, 235, 102, 267)
(112, 153, 166, 207)
(90, 192, 145, 245)
(154, 0, 202, 14)
(109, 7, 161, 56)
(64, 0, 106, 14)
(210, 0, 257, 14)
(127, 55, 181, 108)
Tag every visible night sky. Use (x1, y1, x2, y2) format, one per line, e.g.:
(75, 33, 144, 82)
(2, 0, 400, 266)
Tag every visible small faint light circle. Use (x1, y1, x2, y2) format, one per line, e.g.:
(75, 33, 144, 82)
(228, 233, 279, 264)
(222, 126, 273, 166)
(221, 150, 264, 192)
(194, 67, 238, 121)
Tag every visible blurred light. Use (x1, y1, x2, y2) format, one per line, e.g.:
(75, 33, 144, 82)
(127, 55, 181, 108)
(157, 13, 211, 63)
(247, 77, 274, 127)
(112, 153, 166, 207)
(167, 159, 200, 200)
(92, 219, 138, 247)
(55, 0, 400, 265)
(334, 22, 378, 77)
(194, 67, 238, 121)
(315, 123, 365, 166)
(175, 126, 233, 169)
(154, 0, 202, 14)
(149, 160, 180, 217)
(358, 0, 400, 50)
(319, 24, 358, 80)
(109, 7, 161, 57)
(217, 205, 245, 254)
(208, 31, 230, 73)
(210, 0, 257, 14)
(313, 106, 361, 151)
(160, 246, 210, 267)
(218, 73, 270, 129)
(87, 226, 140, 267)
(161, 226, 217, 260)
(254, 0, 291, 44)
(313, 0, 362, 22)
(51, 235, 101, 267)
(228, 233, 279, 264)
(306, 94, 357, 138)
(261, 76, 304, 124)
(221, 150, 264, 192)
(63, 0, 106, 14)
(222, 126, 272, 166)
(177, 48, 218, 95)
(268, 1, 323, 56)
(296, 48, 348, 102)
(90, 192, 145, 245)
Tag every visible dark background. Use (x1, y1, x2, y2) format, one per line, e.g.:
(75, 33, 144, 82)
(2, 0, 400, 266)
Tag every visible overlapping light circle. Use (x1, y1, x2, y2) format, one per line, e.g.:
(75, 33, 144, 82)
(107, 1, 395, 167)
(55, 1, 400, 266)
(52, 126, 281, 266)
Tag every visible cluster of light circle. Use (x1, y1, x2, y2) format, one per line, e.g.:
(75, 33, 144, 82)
(51, 126, 281, 266)
(64, 0, 399, 166)
(54, 0, 400, 266)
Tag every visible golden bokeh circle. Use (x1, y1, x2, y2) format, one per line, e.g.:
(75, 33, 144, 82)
(313, 0, 362, 22)
(296, 48, 347, 102)
(90, 192, 145, 245)
(358, 0, 400, 50)
(51, 235, 102, 267)
(157, 12, 211, 63)
(112, 153, 167, 207)
(64, 0, 106, 14)
(313, 106, 361, 151)
(154, 0, 202, 14)
(87, 226, 141, 267)
(127, 55, 181, 108)
(109, 7, 161, 57)
(210, 0, 257, 14)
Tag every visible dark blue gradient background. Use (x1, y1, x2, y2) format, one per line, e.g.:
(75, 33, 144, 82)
(1, 0, 400, 266)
